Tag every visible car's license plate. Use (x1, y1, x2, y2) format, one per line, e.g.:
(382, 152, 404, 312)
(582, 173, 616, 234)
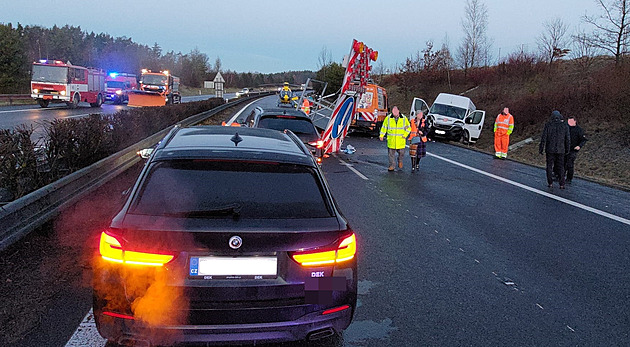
(189, 256, 277, 279)
(435, 130, 446, 135)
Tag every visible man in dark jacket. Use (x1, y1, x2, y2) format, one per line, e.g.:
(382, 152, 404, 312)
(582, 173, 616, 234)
(539, 110, 571, 188)
(565, 116, 587, 183)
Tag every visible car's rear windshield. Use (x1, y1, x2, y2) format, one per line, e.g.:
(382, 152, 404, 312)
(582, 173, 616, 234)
(130, 160, 332, 219)
(258, 116, 317, 135)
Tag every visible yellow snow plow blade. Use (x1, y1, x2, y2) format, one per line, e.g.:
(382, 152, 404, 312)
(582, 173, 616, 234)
(127, 91, 166, 107)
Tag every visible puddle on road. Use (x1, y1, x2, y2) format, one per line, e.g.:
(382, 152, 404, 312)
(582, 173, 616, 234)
(343, 318, 398, 345)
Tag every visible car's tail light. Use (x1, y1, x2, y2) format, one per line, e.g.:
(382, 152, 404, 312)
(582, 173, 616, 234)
(322, 305, 350, 315)
(99, 231, 174, 267)
(308, 140, 324, 148)
(291, 233, 356, 267)
(316, 157, 322, 164)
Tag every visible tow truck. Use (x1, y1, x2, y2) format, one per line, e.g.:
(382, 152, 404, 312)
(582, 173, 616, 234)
(30, 60, 105, 108)
(127, 69, 181, 107)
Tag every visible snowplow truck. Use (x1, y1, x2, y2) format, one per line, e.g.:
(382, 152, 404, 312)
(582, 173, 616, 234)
(127, 69, 181, 107)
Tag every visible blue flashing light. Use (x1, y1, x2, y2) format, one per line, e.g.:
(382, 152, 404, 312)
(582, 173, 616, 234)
(109, 72, 118, 78)
(39, 59, 48, 64)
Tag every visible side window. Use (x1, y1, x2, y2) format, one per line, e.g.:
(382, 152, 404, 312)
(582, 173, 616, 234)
(74, 68, 86, 82)
(472, 111, 483, 124)
(377, 89, 385, 110)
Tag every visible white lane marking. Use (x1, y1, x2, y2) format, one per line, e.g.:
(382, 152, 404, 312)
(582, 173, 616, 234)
(334, 156, 369, 180)
(567, 325, 576, 332)
(225, 99, 259, 125)
(0, 107, 46, 114)
(65, 308, 106, 347)
(63, 113, 94, 119)
(536, 303, 544, 310)
(428, 152, 630, 227)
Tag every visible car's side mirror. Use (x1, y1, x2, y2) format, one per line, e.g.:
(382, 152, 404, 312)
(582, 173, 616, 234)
(464, 117, 472, 124)
(137, 148, 154, 159)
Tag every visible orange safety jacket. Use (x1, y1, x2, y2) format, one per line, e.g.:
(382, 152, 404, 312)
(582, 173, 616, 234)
(494, 113, 514, 136)
(410, 118, 428, 142)
(301, 99, 310, 115)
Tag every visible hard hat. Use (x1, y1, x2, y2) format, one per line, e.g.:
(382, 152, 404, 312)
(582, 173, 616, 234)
(284, 82, 289, 86)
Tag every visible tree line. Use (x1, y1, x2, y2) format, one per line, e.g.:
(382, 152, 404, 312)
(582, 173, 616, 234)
(0, 23, 315, 94)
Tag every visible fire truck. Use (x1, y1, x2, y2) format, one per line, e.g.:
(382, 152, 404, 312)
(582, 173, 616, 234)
(30, 60, 106, 108)
(350, 83, 388, 133)
(104, 72, 137, 104)
(127, 69, 181, 107)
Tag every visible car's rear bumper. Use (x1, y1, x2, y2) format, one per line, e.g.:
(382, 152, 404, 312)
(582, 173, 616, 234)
(95, 304, 353, 345)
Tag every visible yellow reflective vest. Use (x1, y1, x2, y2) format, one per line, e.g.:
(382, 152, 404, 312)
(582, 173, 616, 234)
(380, 114, 411, 149)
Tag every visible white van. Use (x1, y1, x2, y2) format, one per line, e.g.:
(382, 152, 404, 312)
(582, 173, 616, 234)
(410, 93, 485, 143)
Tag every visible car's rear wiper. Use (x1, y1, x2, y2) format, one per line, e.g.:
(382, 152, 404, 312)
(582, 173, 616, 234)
(165, 204, 241, 218)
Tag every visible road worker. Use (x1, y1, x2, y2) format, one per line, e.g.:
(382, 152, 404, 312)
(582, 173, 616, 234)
(494, 107, 514, 159)
(379, 106, 411, 171)
(408, 111, 428, 172)
(301, 97, 311, 115)
(279, 82, 292, 104)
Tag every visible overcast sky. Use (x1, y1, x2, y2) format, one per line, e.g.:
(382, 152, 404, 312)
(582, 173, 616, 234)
(1, 0, 604, 73)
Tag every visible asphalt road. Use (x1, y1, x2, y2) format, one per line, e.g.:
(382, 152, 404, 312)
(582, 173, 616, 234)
(3, 97, 630, 346)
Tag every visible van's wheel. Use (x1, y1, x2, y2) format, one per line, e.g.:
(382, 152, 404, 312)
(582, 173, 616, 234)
(38, 99, 49, 108)
(67, 93, 80, 109)
(460, 130, 470, 144)
(90, 94, 103, 108)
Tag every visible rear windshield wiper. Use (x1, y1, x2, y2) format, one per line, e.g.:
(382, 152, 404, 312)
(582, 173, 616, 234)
(164, 204, 241, 218)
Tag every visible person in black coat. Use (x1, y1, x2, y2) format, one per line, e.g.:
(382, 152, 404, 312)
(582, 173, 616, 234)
(539, 110, 571, 188)
(565, 116, 587, 183)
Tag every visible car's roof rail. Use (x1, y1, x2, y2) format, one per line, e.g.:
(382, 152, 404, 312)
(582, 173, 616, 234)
(156, 124, 181, 150)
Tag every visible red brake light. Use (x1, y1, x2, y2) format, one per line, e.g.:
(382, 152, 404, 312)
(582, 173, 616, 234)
(316, 140, 324, 148)
(103, 311, 135, 320)
(99, 231, 174, 267)
(322, 305, 350, 315)
(291, 233, 356, 267)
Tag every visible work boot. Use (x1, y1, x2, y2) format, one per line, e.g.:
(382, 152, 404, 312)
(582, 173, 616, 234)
(398, 162, 403, 169)
(411, 158, 416, 172)
(388, 166, 394, 172)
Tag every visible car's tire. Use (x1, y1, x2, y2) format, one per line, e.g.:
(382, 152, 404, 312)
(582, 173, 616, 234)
(67, 93, 80, 109)
(38, 99, 49, 108)
(90, 94, 103, 108)
(460, 129, 470, 144)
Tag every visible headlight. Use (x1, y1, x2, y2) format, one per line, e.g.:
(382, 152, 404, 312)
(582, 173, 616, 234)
(115, 90, 122, 95)
(33, 89, 39, 94)
(60, 90, 66, 96)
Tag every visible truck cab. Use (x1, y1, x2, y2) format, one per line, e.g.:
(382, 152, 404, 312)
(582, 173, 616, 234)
(351, 83, 388, 133)
(410, 93, 485, 143)
(105, 72, 137, 104)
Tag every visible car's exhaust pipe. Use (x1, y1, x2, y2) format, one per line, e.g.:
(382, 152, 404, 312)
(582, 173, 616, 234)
(117, 336, 151, 347)
(307, 327, 335, 341)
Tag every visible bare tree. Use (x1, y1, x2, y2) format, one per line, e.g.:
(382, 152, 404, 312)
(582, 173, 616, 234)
(571, 30, 601, 72)
(457, 0, 491, 71)
(538, 18, 571, 64)
(582, 0, 630, 65)
(317, 46, 332, 70)
(214, 56, 222, 73)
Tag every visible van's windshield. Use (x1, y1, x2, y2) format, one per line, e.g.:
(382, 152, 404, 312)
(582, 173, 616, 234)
(430, 103, 467, 120)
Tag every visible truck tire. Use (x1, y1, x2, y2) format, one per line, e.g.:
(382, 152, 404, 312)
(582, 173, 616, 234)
(460, 129, 470, 144)
(90, 94, 103, 108)
(67, 93, 80, 109)
(38, 99, 49, 108)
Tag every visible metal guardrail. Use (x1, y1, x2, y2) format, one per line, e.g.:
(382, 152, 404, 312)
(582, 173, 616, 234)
(0, 94, 32, 105)
(0, 93, 272, 251)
